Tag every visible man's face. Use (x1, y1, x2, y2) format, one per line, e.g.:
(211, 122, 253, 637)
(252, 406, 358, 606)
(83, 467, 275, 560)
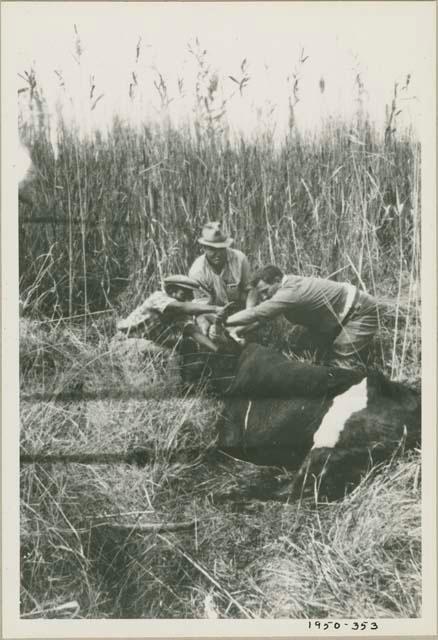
(168, 287, 193, 302)
(256, 278, 281, 301)
(204, 246, 227, 270)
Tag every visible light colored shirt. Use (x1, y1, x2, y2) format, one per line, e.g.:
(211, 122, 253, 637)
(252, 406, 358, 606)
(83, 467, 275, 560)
(226, 275, 354, 335)
(189, 248, 251, 306)
(117, 291, 192, 343)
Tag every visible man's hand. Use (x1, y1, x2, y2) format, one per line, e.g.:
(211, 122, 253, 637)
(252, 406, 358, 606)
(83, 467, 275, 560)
(227, 326, 246, 346)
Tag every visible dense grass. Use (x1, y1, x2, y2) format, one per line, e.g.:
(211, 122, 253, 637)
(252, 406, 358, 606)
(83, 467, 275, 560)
(18, 34, 421, 381)
(19, 112, 421, 380)
(19, 320, 421, 619)
(20, 119, 420, 309)
(18, 55, 421, 618)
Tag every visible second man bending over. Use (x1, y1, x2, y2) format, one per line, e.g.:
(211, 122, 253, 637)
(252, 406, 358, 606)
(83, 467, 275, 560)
(225, 264, 379, 370)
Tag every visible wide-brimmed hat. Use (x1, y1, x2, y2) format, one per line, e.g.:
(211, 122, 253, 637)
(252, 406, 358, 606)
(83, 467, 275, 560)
(197, 222, 233, 248)
(163, 275, 200, 291)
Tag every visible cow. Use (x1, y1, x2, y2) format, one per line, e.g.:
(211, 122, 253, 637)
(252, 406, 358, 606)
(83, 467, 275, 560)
(185, 342, 421, 500)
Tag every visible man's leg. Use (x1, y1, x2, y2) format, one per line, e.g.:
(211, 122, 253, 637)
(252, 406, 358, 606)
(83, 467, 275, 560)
(330, 294, 379, 370)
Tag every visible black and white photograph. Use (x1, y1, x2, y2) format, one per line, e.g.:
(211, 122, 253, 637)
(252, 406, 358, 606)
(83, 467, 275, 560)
(1, 1, 436, 636)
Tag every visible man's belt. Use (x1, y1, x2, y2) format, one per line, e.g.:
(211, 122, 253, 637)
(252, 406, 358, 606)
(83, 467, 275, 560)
(332, 286, 361, 339)
(340, 286, 362, 327)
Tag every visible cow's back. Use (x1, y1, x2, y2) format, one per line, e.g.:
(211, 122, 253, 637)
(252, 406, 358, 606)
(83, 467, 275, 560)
(228, 343, 364, 398)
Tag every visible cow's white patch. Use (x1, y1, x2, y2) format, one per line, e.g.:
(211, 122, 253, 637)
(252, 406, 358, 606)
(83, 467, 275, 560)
(312, 378, 368, 449)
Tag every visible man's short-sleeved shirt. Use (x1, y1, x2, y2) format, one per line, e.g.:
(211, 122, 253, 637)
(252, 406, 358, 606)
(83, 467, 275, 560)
(189, 248, 251, 306)
(117, 291, 192, 344)
(227, 275, 352, 334)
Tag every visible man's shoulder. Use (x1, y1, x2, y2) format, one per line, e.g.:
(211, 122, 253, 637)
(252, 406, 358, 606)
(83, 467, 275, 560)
(145, 290, 168, 302)
(228, 248, 248, 263)
(281, 274, 299, 286)
(144, 290, 174, 311)
(271, 275, 302, 300)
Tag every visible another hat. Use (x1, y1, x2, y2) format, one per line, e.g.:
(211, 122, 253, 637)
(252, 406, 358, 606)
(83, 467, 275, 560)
(163, 275, 200, 291)
(197, 222, 233, 248)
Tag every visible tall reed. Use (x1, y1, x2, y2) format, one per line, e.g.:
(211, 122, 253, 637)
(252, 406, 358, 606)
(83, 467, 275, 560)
(18, 56, 420, 379)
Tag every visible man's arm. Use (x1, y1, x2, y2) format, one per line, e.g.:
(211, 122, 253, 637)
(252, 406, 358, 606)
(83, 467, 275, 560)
(226, 297, 288, 326)
(233, 321, 260, 335)
(166, 300, 221, 316)
(245, 287, 259, 309)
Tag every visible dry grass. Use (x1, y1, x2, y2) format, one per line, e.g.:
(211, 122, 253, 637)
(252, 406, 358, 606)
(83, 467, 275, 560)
(18, 50, 421, 618)
(19, 320, 421, 619)
(257, 458, 421, 618)
(20, 316, 182, 401)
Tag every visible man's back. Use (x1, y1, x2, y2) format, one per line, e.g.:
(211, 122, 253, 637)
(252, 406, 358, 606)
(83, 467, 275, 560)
(272, 275, 350, 333)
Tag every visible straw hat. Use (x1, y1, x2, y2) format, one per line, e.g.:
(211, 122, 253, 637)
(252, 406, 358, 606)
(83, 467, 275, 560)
(197, 222, 233, 248)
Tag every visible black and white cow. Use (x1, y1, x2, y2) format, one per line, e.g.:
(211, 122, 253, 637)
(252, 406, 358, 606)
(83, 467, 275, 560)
(202, 343, 421, 499)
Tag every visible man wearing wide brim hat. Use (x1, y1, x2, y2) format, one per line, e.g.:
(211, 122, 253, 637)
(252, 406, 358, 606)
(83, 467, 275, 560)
(189, 221, 253, 305)
(189, 221, 256, 340)
(117, 274, 223, 352)
(197, 222, 234, 249)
